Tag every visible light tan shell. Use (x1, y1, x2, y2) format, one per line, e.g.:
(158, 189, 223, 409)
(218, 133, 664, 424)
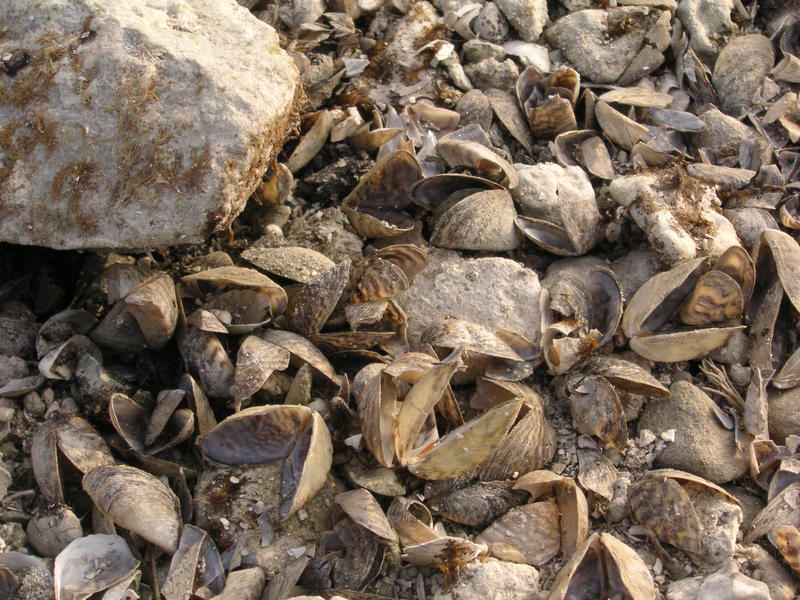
(431, 189, 521, 251)
(595, 100, 648, 151)
(83, 465, 182, 553)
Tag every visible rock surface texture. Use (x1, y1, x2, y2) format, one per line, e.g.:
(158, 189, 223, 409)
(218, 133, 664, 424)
(0, 0, 299, 249)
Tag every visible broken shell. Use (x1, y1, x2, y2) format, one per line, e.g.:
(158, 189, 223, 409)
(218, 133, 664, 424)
(181, 266, 288, 318)
(343, 150, 421, 238)
(629, 327, 745, 362)
(411, 173, 504, 211)
(746, 481, 800, 544)
(514, 471, 589, 557)
(162, 524, 225, 599)
(431, 189, 522, 251)
(259, 328, 339, 384)
(486, 88, 535, 154)
(516, 66, 580, 137)
(36, 308, 96, 358)
(286, 260, 350, 337)
(233, 336, 291, 409)
(38, 334, 102, 380)
(770, 525, 800, 575)
(83, 464, 182, 553)
(753, 229, 800, 315)
(554, 130, 615, 180)
(54, 534, 139, 600)
(198, 404, 332, 518)
(335, 489, 398, 544)
(32, 416, 117, 504)
(598, 87, 673, 109)
(435, 138, 519, 188)
(584, 356, 669, 397)
(387, 496, 439, 547)
(109, 393, 194, 456)
(286, 109, 333, 173)
(402, 537, 487, 567)
(547, 533, 656, 600)
(595, 100, 648, 151)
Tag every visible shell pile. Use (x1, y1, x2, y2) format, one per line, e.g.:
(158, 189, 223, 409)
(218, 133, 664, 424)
(3, 0, 800, 599)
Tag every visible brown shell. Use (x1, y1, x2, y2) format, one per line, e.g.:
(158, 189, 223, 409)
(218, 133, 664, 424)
(678, 270, 744, 326)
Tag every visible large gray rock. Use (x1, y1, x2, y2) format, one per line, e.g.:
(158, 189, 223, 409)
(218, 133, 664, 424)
(395, 249, 542, 348)
(676, 0, 736, 62)
(0, 0, 299, 249)
(712, 35, 775, 117)
(495, 0, 548, 43)
(638, 381, 749, 484)
(546, 7, 665, 83)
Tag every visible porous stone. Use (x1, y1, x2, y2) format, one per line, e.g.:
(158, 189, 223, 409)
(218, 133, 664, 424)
(768, 388, 800, 444)
(464, 58, 520, 92)
(546, 7, 665, 83)
(462, 39, 506, 64)
(495, 0, 548, 43)
(676, 0, 736, 62)
(713, 35, 775, 117)
(638, 381, 749, 484)
(210, 568, 265, 600)
(431, 558, 540, 600)
(723, 208, 778, 251)
(512, 162, 595, 223)
(738, 544, 798, 600)
(395, 249, 542, 348)
(0, 0, 299, 249)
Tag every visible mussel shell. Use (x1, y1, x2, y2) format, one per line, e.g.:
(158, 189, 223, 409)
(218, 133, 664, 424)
(629, 326, 745, 362)
(431, 190, 522, 251)
(678, 270, 744, 326)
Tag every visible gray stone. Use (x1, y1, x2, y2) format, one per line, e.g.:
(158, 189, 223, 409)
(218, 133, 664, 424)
(0, 0, 298, 249)
(611, 248, 662, 301)
(395, 249, 542, 348)
(676, 0, 736, 62)
(473, 2, 512, 43)
(432, 558, 540, 600)
(738, 544, 798, 600)
(685, 484, 741, 567)
(513, 163, 595, 223)
(666, 562, 771, 600)
(723, 208, 778, 251)
(0, 355, 27, 388)
(462, 39, 506, 63)
(546, 7, 664, 84)
(691, 108, 758, 153)
(768, 388, 800, 444)
(282, 208, 363, 264)
(712, 35, 775, 117)
(495, 0, 548, 43)
(464, 57, 520, 92)
(638, 381, 749, 484)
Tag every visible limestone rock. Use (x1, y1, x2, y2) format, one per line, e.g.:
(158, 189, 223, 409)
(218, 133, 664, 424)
(395, 249, 542, 348)
(431, 558, 540, 600)
(0, 0, 299, 249)
(666, 562, 771, 600)
(546, 8, 665, 83)
(638, 381, 749, 484)
(495, 0, 548, 43)
(464, 57, 520, 92)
